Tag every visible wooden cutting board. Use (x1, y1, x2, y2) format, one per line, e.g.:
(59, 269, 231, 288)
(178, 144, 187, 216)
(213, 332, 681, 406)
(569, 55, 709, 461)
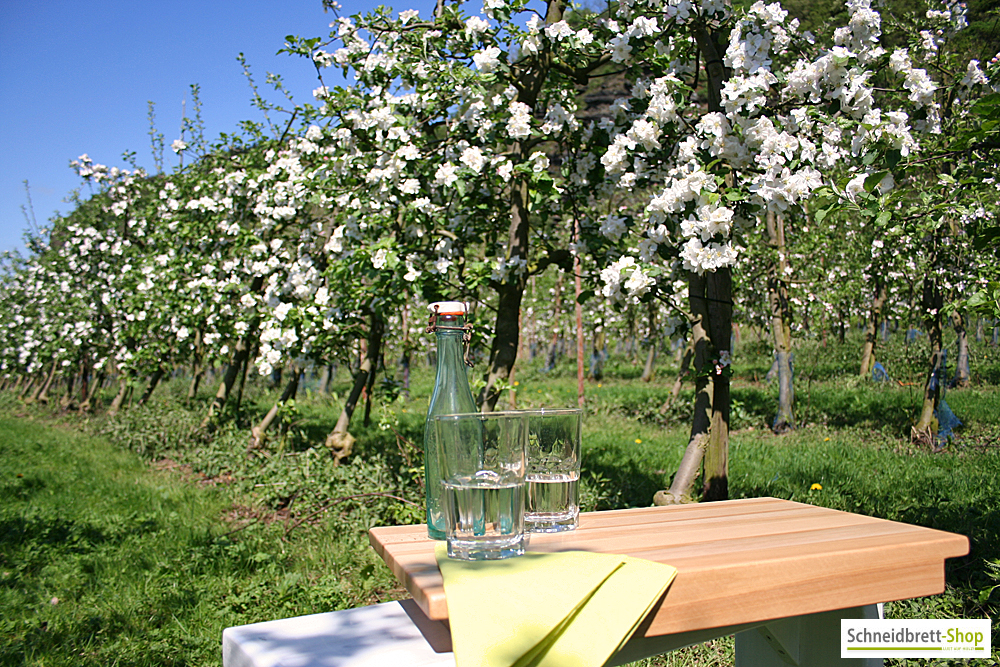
(369, 497, 969, 637)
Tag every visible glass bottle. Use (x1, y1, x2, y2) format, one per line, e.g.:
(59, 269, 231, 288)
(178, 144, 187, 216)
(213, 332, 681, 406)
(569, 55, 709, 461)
(424, 302, 478, 540)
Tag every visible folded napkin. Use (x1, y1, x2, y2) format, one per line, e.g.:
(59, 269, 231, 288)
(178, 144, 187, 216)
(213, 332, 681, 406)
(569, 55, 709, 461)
(435, 544, 677, 667)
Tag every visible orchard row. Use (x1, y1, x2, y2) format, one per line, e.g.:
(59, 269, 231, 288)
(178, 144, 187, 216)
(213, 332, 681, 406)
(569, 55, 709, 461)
(1, 0, 997, 472)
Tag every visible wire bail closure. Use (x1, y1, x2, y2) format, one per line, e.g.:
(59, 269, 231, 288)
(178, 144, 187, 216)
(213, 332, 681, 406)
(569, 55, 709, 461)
(426, 303, 474, 367)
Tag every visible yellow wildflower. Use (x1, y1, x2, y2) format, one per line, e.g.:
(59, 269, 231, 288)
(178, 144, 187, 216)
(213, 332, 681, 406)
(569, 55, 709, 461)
(810, 483, 823, 491)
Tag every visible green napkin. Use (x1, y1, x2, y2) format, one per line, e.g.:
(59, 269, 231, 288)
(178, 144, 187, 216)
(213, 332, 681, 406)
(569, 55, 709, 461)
(435, 544, 677, 667)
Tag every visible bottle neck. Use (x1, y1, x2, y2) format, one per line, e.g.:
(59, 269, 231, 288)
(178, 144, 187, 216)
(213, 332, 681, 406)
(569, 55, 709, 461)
(429, 326, 476, 414)
(435, 330, 469, 383)
(429, 312, 469, 369)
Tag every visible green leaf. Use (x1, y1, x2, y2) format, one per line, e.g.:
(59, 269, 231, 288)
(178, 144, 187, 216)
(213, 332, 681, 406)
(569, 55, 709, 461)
(971, 93, 1000, 117)
(967, 290, 990, 308)
(577, 289, 595, 305)
(972, 225, 1000, 254)
(534, 173, 554, 193)
(864, 171, 887, 193)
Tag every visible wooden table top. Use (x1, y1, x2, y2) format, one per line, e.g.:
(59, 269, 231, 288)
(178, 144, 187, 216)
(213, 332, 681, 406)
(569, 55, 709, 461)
(369, 497, 969, 637)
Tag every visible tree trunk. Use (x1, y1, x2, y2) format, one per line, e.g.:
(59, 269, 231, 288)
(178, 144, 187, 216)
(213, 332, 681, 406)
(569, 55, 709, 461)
(249, 365, 300, 449)
(324, 309, 385, 463)
(108, 377, 130, 417)
(859, 272, 887, 377)
(319, 363, 336, 394)
(662, 337, 694, 412)
(640, 302, 657, 383)
(186, 329, 204, 400)
(363, 347, 380, 426)
(19, 374, 37, 401)
(400, 303, 411, 397)
(589, 327, 606, 381)
(59, 371, 76, 409)
(28, 361, 58, 405)
(655, 291, 712, 505)
(641, 344, 657, 383)
(575, 219, 585, 408)
(138, 367, 165, 407)
(481, 175, 530, 411)
(658, 19, 733, 503)
(701, 269, 732, 501)
(766, 211, 795, 433)
(187, 364, 203, 400)
(234, 340, 256, 417)
(203, 276, 264, 426)
(36, 364, 59, 405)
(80, 370, 104, 413)
(655, 269, 732, 504)
(912, 275, 944, 445)
(201, 330, 256, 430)
(952, 312, 970, 388)
(77, 359, 89, 406)
(479, 0, 561, 410)
(546, 272, 564, 371)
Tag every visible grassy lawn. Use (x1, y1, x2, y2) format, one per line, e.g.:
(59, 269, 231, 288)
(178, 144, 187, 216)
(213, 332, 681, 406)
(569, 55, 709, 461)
(0, 415, 400, 666)
(1, 331, 998, 665)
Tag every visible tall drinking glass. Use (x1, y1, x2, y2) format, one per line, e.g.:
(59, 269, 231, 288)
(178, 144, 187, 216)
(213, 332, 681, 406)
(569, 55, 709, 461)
(523, 408, 582, 533)
(433, 411, 527, 560)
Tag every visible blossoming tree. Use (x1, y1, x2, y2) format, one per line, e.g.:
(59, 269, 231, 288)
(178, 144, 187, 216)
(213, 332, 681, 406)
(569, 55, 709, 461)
(1, 0, 997, 501)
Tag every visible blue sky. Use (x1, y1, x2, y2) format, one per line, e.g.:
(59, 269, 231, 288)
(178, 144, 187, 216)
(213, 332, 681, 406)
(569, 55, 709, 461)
(0, 0, 435, 256)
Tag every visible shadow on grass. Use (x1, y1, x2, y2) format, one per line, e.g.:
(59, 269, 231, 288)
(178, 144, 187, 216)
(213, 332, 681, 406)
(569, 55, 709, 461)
(0, 512, 161, 580)
(729, 383, 917, 433)
(581, 450, 666, 510)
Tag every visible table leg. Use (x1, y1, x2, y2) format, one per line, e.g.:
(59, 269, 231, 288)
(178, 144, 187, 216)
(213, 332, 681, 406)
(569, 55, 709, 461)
(735, 604, 883, 667)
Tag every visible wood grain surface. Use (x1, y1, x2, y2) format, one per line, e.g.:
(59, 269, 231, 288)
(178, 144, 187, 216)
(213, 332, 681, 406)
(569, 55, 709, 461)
(369, 497, 969, 637)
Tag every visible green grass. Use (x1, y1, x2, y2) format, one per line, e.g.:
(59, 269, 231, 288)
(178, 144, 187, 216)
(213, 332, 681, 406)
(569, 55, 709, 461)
(0, 417, 400, 666)
(2, 327, 999, 665)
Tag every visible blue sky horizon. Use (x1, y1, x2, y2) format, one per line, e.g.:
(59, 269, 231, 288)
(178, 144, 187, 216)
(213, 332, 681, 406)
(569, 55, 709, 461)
(0, 0, 435, 256)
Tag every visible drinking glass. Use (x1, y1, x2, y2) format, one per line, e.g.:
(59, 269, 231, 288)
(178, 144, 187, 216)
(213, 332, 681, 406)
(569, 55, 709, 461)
(433, 411, 528, 560)
(523, 408, 582, 533)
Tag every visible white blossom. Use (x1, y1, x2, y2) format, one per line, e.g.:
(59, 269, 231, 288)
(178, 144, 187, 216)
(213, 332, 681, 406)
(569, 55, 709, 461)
(506, 101, 532, 139)
(473, 46, 502, 73)
(461, 146, 488, 173)
(600, 214, 628, 242)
